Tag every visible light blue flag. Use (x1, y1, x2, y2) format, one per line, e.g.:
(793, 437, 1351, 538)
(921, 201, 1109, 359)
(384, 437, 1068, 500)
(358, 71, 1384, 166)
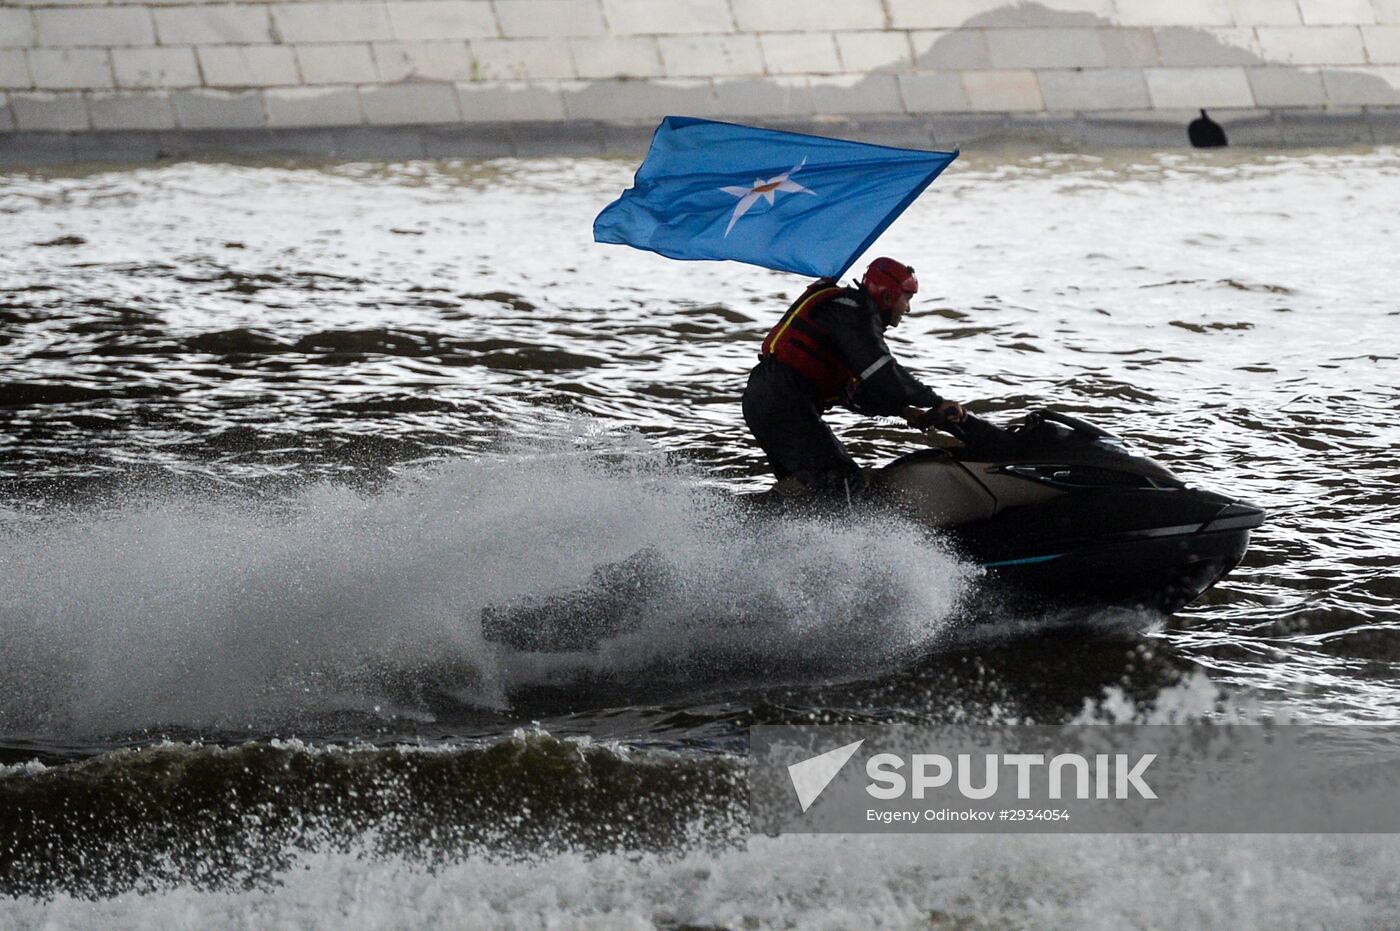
(594, 116, 958, 279)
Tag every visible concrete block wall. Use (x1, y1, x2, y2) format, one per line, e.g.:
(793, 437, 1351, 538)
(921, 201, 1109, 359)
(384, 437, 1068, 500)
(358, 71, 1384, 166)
(2, 0, 1399, 149)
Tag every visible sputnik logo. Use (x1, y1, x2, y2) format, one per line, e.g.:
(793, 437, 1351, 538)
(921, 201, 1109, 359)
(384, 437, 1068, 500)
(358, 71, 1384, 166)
(787, 738, 864, 813)
(720, 157, 817, 237)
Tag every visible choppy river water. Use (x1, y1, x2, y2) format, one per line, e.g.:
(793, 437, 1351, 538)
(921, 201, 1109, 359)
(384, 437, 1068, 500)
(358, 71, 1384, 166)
(1, 147, 1398, 927)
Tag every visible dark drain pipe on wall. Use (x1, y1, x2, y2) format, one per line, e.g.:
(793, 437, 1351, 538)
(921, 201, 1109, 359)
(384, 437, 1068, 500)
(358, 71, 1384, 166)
(1189, 109, 1229, 148)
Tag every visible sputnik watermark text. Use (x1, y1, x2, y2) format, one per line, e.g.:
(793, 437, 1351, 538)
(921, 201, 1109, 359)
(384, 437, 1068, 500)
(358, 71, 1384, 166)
(752, 725, 1400, 834)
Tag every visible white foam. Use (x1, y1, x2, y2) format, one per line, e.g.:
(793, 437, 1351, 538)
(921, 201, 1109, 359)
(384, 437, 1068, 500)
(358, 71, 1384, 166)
(0, 425, 970, 736)
(0, 759, 48, 777)
(8, 832, 1399, 930)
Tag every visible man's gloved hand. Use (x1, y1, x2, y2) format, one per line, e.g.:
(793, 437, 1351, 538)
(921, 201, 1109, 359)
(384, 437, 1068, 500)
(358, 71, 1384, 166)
(904, 401, 967, 432)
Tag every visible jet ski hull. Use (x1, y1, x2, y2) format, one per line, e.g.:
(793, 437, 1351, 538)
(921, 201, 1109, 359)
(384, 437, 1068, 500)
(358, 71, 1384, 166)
(875, 411, 1265, 624)
(964, 521, 1257, 619)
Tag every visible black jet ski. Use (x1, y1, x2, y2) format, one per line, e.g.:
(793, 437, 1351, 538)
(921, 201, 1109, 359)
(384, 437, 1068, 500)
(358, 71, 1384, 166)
(482, 410, 1264, 652)
(870, 410, 1264, 620)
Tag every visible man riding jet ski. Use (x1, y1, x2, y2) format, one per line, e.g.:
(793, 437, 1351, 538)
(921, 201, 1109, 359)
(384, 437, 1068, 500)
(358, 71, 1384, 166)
(483, 259, 1266, 653)
(743, 257, 968, 501)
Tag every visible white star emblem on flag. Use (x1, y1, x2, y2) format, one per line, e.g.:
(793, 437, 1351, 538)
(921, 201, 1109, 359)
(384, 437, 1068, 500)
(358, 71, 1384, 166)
(720, 157, 817, 237)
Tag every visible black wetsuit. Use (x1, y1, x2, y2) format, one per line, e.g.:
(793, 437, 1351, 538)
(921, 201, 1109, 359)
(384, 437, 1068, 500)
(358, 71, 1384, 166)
(742, 285, 943, 497)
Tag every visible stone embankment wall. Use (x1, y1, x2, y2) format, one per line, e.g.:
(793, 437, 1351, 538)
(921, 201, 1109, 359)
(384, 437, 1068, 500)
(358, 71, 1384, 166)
(2, 0, 1399, 160)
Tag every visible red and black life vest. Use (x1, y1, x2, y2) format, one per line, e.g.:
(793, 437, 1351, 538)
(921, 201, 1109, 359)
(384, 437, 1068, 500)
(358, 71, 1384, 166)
(759, 281, 861, 404)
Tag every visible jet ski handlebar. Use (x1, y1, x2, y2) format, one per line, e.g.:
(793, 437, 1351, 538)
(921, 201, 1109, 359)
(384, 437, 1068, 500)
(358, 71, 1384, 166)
(916, 407, 1120, 454)
(913, 406, 1008, 446)
(932, 411, 1009, 449)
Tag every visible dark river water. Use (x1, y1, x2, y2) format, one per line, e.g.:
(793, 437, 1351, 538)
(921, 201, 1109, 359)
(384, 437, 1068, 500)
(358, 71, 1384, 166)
(1, 149, 1398, 927)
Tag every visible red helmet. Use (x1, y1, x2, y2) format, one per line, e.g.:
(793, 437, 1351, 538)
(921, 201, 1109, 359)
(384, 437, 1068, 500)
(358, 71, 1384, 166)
(861, 257, 918, 310)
